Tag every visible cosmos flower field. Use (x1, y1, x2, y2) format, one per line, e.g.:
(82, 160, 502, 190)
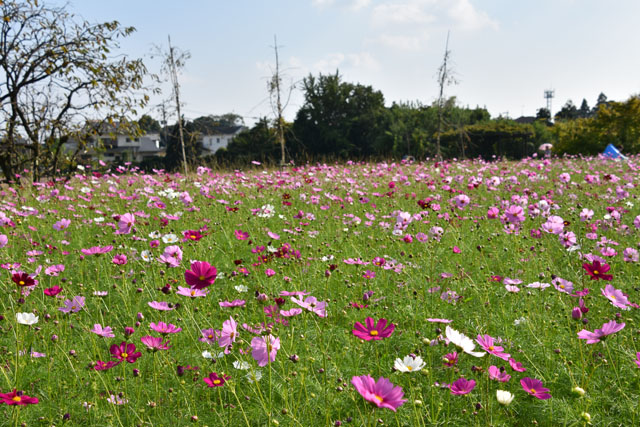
(2, 156, 640, 426)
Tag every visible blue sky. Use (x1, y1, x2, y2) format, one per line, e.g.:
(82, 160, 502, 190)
(58, 0, 640, 125)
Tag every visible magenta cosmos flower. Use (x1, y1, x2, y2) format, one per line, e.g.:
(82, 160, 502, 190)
(0, 389, 39, 405)
(203, 372, 230, 387)
(577, 320, 625, 344)
(450, 377, 476, 395)
(251, 334, 280, 366)
(184, 261, 217, 289)
(352, 317, 395, 341)
(110, 342, 142, 363)
(476, 334, 510, 361)
(583, 260, 613, 281)
(520, 377, 551, 399)
(351, 375, 406, 411)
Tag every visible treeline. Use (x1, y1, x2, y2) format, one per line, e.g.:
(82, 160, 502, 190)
(151, 72, 640, 170)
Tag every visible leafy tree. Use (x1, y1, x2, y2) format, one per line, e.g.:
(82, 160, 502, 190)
(440, 120, 536, 159)
(554, 100, 579, 121)
(138, 115, 161, 133)
(293, 72, 387, 159)
(536, 108, 552, 125)
(0, 0, 151, 181)
(578, 99, 591, 118)
(163, 117, 202, 171)
(214, 118, 282, 164)
(593, 92, 609, 114)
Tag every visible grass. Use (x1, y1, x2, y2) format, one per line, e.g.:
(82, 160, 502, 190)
(1, 156, 639, 426)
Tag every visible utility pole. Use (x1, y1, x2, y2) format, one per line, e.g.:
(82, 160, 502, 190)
(167, 35, 188, 176)
(270, 35, 286, 167)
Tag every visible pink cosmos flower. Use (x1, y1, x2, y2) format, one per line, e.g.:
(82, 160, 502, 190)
(280, 308, 303, 317)
(351, 375, 406, 411)
(488, 366, 511, 382)
(541, 215, 564, 234)
(352, 317, 395, 341)
(91, 324, 115, 338)
(442, 352, 458, 367)
(158, 245, 183, 267)
(203, 372, 230, 387)
(58, 296, 85, 313)
(521, 377, 551, 399)
(450, 378, 476, 395)
(427, 318, 453, 323)
(509, 358, 527, 372)
(635, 352, 640, 368)
(476, 334, 510, 361)
(577, 320, 625, 344)
(505, 285, 520, 293)
(601, 284, 630, 310)
(44, 264, 65, 276)
(623, 247, 639, 262)
(0, 234, 7, 248)
(251, 334, 280, 366)
(280, 290, 309, 296)
(487, 207, 500, 219)
(94, 360, 121, 371)
(150, 321, 182, 335)
(234, 229, 249, 240)
(110, 342, 142, 363)
(53, 218, 71, 231)
(265, 268, 276, 277)
(184, 261, 217, 289)
(218, 317, 238, 352)
(176, 286, 209, 297)
(291, 295, 327, 317)
(552, 277, 574, 294)
(81, 245, 113, 256)
(116, 213, 135, 234)
(140, 335, 171, 351)
(148, 301, 174, 311)
(199, 328, 220, 345)
(219, 299, 245, 307)
(112, 254, 128, 265)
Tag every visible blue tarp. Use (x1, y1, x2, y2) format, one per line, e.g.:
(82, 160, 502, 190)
(603, 144, 627, 160)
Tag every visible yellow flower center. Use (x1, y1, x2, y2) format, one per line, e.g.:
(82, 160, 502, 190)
(530, 388, 536, 393)
(373, 395, 384, 403)
(489, 346, 494, 351)
(559, 285, 565, 289)
(407, 366, 413, 371)
(593, 270, 599, 275)
(190, 235, 197, 240)
(18, 280, 24, 285)
(199, 275, 205, 281)
(12, 396, 21, 402)
(213, 379, 221, 385)
(191, 290, 196, 296)
(208, 335, 214, 339)
(121, 352, 128, 358)
(370, 330, 379, 336)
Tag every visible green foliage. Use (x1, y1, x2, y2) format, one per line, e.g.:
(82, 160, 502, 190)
(293, 72, 388, 158)
(213, 118, 282, 164)
(552, 96, 640, 155)
(441, 120, 536, 159)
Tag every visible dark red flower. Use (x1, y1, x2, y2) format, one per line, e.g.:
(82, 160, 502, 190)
(582, 260, 613, 281)
(12, 272, 35, 287)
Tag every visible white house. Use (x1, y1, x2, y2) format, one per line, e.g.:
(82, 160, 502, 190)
(199, 126, 245, 155)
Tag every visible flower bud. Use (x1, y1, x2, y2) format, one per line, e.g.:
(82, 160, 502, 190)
(572, 386, 585, 396)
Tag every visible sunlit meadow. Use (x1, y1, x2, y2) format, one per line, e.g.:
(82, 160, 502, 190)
(1, 156, 640, 426)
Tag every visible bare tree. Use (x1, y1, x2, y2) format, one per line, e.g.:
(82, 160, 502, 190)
(435, 31, 457, 161)
(0, 0, 152, 181)
(268, 35, 294, 166)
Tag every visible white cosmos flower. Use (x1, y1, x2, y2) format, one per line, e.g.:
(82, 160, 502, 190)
(246, 370, 262, 383)
(445, 326, 485, 357)
(496, 390, 514, 406)
(16, 312, 38, 325)
(394, 355, 426, 373)
(162, 233, 178, 244)
(234, 285, 248, 293)
(233, 361, 250, 370)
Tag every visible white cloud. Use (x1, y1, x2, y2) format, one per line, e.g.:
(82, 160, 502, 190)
(312, 0, 336, 7)
(350, 0, 372, 11)
(313, 0, 371, 10)
(372, 1, 436, 26)
(447, 0, 498, 31)
(375, 32, 429, 50)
